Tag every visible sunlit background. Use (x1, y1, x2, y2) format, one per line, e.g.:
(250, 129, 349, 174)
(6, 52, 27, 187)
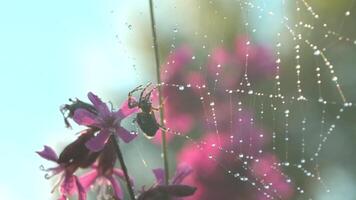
(1, 0, 356, 199)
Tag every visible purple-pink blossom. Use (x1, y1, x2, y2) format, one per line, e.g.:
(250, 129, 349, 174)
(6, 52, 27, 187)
(79, 137, 134, 200)
(137, 164, 196, 200)
(72, 92, 139, 152)
(37, 129, 99, 200)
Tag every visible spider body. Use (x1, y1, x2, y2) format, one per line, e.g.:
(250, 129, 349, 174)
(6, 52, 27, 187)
(136, 112, 160, 137)
(128, 84, 163, 137)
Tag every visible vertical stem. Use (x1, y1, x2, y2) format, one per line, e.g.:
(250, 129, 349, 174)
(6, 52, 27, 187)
(112, 135, 136, 200)
(149, 0, 170, 185)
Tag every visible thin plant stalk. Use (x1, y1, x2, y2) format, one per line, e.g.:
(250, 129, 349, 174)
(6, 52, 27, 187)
(149, 0, 170, 185)
(111, 135, 136, 200)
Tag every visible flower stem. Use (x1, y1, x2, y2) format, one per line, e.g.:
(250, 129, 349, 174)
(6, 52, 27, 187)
(111, 135, 136, 200)
(149, 0, 170, 185)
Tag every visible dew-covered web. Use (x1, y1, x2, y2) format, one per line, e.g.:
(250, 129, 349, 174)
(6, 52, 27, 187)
(118, 0, 356, 199)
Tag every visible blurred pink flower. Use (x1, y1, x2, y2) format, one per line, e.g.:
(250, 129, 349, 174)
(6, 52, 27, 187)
(154, 38, 275, 143)
(234, 36, 275, 78)
(177, 129, 293, 200)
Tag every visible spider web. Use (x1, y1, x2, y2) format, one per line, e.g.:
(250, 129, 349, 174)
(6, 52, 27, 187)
(115, 0, 356, 199)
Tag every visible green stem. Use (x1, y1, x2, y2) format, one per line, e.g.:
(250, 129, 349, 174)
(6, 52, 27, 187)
(111, 135, 136, 200)
(149, 0, 170, 185)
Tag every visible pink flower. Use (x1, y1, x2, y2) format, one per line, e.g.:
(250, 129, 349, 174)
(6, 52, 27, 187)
(152, 163, 193, 186)
(161, 45, 193, 82)
(37, 129, 99, 200)
(138, 164, 196, 200)
(72, 92, 139, 152)
(234, 36, 275, 78)
(178, 131, 293, 200)
(79, 137, 134, 200)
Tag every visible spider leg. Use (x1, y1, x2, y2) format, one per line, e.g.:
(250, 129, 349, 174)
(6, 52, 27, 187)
(128, 85, 143, 108)
(152, 97, 167, 111)
(128, 85, 143, 96)
(158, 124, 167, 132)
(139, 82, 152, 102)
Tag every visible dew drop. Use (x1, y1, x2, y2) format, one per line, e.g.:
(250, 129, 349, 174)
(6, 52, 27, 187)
(314, 50, 321, 55)
(178, 86, 185, 91)
(345, 11, 351, 16)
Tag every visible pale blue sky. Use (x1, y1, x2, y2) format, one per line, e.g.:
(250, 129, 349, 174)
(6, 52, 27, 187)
(0, 0, 143, 199)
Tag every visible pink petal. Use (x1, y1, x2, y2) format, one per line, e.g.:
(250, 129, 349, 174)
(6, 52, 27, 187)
(153, 168, 165, 185)
(116, 98, 139, 118)
(79, 169, 98, 190)
(116, 126, 137, 143)
(60, 175, 76, 196)
(73, 109, 97, 126)
(87, 92, 105, 108)
(85, 129, 111, 152)
(87, 92, 110, 116)
(113, 168, 135, 186)
(172, 163, 192, 184)
(36, 145, 58, 162)
(75, 176, 87, 200)
(58, 195, 67, 200)
(108, 175, 123, 200)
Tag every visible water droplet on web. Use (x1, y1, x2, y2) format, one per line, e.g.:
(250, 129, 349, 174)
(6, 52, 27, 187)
(314, 50, 321, 55)
(191, 56, 196, 60)
(345, 11, 351, 16)
(178, 85, 185, 91)
(173, 28, 178, 33)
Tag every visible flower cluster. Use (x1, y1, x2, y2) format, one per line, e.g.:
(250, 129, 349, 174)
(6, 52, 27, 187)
(38, 92, 137, 199)
(154, 36, 275, 143)
(38, 92, 196, 200)
(152, 36, 294, 199)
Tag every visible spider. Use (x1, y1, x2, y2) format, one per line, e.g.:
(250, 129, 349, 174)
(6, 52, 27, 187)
(128, 83, 166, 137)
